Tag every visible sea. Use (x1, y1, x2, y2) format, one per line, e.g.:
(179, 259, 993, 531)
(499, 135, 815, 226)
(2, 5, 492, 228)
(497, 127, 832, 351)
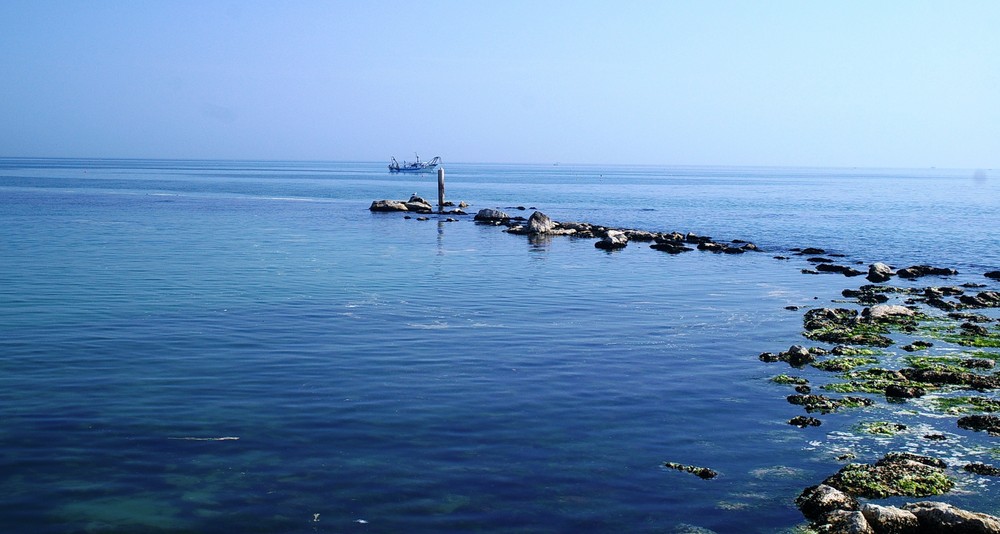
(1, 158, 998, 533)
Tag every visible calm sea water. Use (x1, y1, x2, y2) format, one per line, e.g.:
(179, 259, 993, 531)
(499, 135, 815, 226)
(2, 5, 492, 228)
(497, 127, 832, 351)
(1, 159, 998, 533)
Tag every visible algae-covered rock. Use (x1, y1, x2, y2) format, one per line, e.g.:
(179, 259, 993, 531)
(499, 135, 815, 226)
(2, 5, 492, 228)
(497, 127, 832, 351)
(787, 394, 874, 414)
(821, 453, 954, 499)
(803, 308, 895, 347)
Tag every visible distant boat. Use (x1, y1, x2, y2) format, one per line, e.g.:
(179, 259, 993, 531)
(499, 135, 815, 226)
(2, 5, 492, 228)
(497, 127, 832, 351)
(389, 154, 441, 173)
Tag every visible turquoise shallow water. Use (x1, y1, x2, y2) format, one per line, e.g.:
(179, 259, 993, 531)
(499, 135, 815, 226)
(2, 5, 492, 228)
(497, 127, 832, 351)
(1, 159, 998, 532)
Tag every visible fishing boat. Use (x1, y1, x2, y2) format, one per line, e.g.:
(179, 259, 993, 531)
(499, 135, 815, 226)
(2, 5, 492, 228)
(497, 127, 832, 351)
(388, 154, 441, 173)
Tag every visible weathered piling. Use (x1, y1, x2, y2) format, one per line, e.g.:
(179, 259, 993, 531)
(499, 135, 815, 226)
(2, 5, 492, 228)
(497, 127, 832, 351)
(437, 167, 445, 212)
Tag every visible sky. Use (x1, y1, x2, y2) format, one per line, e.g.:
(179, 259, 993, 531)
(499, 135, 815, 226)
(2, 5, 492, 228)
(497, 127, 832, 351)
(1, 1, 998, 167)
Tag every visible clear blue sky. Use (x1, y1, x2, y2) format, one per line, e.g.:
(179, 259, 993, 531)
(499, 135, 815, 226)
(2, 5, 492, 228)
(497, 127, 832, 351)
(2, 1, 998, 167)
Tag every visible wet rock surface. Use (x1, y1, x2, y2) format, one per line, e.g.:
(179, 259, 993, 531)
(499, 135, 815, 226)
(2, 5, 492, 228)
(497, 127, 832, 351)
(662, 462, 718, 480)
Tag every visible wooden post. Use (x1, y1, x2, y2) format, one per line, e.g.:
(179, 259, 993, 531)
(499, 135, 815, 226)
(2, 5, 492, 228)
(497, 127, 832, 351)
(437, 167, 445, 212)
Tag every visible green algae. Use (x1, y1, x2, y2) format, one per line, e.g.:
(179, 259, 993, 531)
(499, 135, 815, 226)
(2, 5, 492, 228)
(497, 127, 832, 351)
(821, 368, 934, 395)
(824, 457, 954, 499)
(934, 396, 1000, 414)
(904, 356, 968, 373)
(812, 356, 877, 372)
(859, 421, 908, 436)
(803, 323, 894, 347)
(832, 346, 882, 357)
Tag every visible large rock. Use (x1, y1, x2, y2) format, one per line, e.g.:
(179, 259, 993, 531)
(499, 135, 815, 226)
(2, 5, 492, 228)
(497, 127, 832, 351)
(369, 199, 409, 212)
(473, 208, 510, 224)
(796, 484, 859, 521)
(825, 510, 875, 534)
(897, 265, 959, 279)
(821, 453, 954, 499)
(404, 194, 433, 213)
(867, 262, 895, 283)
(864, 305, 916, 321)
(527, 211, 556, 235)
(595, 230, 628, 250)
(957, 415, 1000, 436)
(861, 503, 920, 533)
(903, 501, 1000, 533)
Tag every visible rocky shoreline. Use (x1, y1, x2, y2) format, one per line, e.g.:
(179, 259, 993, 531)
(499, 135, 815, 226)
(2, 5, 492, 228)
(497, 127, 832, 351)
(370, 201, 1000, 532)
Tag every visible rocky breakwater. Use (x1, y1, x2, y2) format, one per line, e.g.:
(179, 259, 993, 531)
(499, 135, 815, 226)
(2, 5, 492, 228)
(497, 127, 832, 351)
(472, 208, 759, 255)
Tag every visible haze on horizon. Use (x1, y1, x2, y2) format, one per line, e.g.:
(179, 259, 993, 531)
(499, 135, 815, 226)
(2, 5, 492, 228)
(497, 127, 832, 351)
(2, 1, 998, 169)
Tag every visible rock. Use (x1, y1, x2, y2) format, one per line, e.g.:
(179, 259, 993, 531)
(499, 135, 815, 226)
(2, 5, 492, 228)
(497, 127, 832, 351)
(369, 199, 409, 212)
(901, 340, 933, 352)
(662, 462, 718, 480)
(825, 510, 875, 534)
(803, 307, 895, 347)
(885, 384, 926, 399)
(759, 345, 819, 367)
(926, 286, 965, 297)
(844, 286, 892, 305)
(650, 241, 693, 254)
(900, 367, 1000, 390)
(623, 229, 657, 242)
(404, 194, 434, 213)
(867, 263, 895, 283)
(787, 394, 874, 414)
(809, 256, 835, 263)
(864, 305, 916, 321)
(796, 484, 859, 521)
(788, 416, 822, 428)
(903, 501, 1000, 533)
(473, 208, 511, 224)
(685, 232, 712, 243)
(957, 415, 1000, 436)
(961, 358, 995, 369)
(897, 265, 959, 279)
(800, 247, 827, 255)
(527, 211, 555, 235)
(816, 264, 864, 276)
(860, 503, 920, 534)
(964, 463, 1000, 476)
(986, 271, 1000, 280)
(960, 291, 1000, 308)
(595, 230, 628, 250)
(804, 308, 859, 330)
(820, 453, 953, 499)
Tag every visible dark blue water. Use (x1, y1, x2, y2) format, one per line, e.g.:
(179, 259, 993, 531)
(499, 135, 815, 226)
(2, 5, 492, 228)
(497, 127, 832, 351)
(1, 159, 998, 532)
